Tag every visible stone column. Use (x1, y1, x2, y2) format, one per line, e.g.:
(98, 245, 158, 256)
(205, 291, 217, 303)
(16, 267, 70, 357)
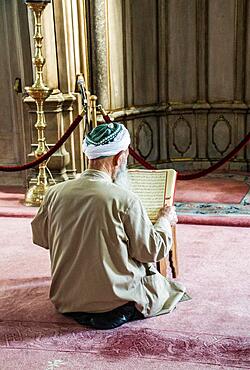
(52, 0, 89, 173)
(89, 0, 110, 108)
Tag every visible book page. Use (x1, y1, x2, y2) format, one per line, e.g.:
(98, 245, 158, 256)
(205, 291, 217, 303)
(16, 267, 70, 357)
(164, 169, 176, 207)
(128, 169, 176, 223)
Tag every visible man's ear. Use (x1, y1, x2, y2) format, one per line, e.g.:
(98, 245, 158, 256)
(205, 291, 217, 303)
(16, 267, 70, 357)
(113, 151, 124, 167)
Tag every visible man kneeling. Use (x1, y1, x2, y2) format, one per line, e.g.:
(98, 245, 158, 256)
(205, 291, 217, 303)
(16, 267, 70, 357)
(31, 122, 188, 329)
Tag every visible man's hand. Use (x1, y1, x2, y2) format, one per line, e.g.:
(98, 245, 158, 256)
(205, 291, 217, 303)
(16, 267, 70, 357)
(157, 205, 178, 226)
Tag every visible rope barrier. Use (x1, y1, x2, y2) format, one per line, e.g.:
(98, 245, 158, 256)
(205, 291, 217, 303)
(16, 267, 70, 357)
(101, 113, 250, 180)
(0, 113, 84, 172)
(128, 132, 250, 180)
(0, 108, 249, 180)
(178, 131, 250, 180)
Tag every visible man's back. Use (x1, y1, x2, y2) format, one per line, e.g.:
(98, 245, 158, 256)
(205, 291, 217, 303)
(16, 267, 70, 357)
(32, 169, 149, 313)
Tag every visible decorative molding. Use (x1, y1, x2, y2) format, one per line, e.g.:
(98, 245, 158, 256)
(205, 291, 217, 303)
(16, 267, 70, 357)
(172, 115, 192, 156)
(212, 115, 232, 155)
(135, 120, 154, 159)
(110, 101, 249, 122)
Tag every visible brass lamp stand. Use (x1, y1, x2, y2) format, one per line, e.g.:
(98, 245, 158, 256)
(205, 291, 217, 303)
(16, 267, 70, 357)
(24, 0, 52, 206)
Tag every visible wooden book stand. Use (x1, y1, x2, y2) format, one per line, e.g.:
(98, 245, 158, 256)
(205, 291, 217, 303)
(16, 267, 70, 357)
(157, 225, 179, 278)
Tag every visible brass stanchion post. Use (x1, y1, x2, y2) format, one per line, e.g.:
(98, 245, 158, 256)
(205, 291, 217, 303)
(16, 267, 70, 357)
(24, 0, 52, 206)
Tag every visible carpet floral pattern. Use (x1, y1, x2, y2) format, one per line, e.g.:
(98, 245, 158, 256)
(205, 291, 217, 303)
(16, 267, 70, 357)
(0, 322, 249, 369)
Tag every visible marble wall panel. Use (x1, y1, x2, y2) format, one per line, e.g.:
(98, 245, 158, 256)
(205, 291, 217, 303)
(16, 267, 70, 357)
(208, 0, 235, 102)
(167, 0, 197, 103)
(107, 0, 125, 110)
(0, 0, 33, 185)
(247, 114, 250, 163)
(158, 0, 168, 103)
(159, 115, 168, 161)
(194, 110, 209, 159)
(233, 112, 247, 160)
(130, 0, 158, 106)
(245, 0, 250, 103)
(129, 109, 249, 169)
(125, 119, 135, 166)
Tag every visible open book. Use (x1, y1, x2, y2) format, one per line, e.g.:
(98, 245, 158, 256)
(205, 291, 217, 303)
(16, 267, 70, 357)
(128, 169, 177, 223)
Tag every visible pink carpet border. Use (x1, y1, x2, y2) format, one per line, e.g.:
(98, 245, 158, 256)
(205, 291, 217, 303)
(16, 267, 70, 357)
(0, 208, 37, 219)
(178, 214, 250, 227)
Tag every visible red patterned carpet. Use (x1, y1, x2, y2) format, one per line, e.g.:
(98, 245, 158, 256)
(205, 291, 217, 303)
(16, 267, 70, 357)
(0, 216, 249, 369)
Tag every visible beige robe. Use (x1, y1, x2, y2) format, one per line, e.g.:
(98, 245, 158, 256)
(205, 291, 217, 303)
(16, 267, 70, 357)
(31, 169, 187, 317)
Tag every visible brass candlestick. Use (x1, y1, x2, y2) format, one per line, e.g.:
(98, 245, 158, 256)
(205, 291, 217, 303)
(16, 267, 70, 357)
(25, 1, 53, 206)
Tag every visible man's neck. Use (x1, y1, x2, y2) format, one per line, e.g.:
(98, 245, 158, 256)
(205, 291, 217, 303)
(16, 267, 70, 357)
(88, 160, 114, 180)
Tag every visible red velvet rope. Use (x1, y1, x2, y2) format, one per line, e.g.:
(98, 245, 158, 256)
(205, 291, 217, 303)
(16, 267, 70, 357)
(129, 132, 250, 180)
(102, 114, 250, 180)
(1, 111, 249, 180)
(0, 114, 83, 172)
(178, 131, 250, 180)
